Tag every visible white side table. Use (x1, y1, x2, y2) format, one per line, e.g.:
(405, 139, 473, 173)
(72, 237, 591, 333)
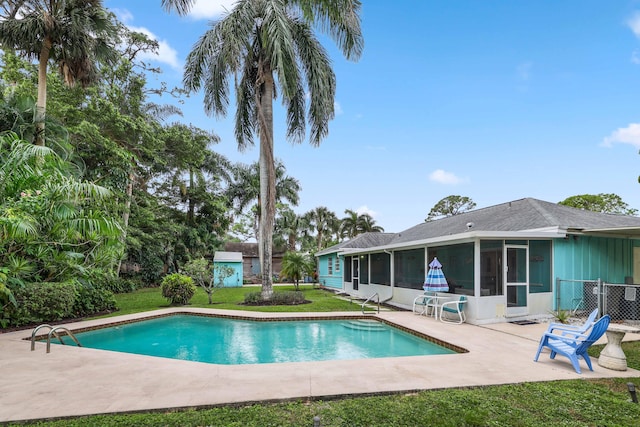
(598, 324, 640, 371)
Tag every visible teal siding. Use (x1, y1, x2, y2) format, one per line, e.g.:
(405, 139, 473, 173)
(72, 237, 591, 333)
(318, 254, 343, 290)
(213, 261, 243, 287)
(554, 236, 639, 283)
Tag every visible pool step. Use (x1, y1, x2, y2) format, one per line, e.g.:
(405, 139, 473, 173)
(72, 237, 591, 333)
(341, 320, 388, 332)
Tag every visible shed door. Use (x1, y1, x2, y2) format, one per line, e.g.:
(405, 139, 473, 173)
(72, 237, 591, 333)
(505, 245, 528, 317)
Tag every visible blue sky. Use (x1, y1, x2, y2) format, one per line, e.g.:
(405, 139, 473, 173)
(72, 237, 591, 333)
(104, 0, 640, 233)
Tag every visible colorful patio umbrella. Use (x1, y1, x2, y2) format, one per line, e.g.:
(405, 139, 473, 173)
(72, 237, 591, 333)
(423, 257, 449, 292)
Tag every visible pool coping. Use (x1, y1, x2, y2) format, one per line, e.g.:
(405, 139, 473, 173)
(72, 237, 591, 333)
(1, 307, 639, 423)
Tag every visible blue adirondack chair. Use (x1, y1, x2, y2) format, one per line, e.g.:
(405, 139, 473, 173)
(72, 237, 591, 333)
(534, 314, 610, 374)
(546, 308, 598, 337)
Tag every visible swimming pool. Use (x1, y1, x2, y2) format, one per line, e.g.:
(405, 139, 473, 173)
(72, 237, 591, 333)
(51, 314, 457, 364)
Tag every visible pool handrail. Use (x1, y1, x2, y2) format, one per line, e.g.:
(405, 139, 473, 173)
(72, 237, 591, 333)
(362, 292, 380, 314)
(31, 324, 82, 353)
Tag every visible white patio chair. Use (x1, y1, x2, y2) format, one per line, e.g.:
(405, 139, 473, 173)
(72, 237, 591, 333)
(439, 295, 467, 324)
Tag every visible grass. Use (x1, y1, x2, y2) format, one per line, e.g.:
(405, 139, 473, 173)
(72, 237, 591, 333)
(99, 284, 362, 317)
(13, 286, 640, 427)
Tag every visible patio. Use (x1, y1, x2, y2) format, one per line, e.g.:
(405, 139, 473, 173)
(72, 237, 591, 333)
(1, 308, 638, 423)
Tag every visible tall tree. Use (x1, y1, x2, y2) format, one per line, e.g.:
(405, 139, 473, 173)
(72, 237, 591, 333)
(0, 0, 118, 145)
(559, 194, 638, 216)
(227, 160, 301, 242)
(305, 206, 339, 251)
(339, 209, 384, 239)
(275, 206, 308, 251)
(426, 195, 476, 222)
(178, 0, 363, 300)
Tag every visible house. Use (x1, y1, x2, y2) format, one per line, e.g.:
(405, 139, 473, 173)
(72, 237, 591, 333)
(316, 198, 640, 324)
(224, 242, 286, 282)
(212, 251, 243, 287)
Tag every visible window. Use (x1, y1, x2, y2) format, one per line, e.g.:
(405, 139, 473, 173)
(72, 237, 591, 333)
(360, 255, 369, 284)
(335, 257, 340, 273)
(344, 256, 352, 281)
(394, 248, 425, 289)
(370, 252, 391, 285)
(328, 257, 333, 275)
(428, 243, 475, 295)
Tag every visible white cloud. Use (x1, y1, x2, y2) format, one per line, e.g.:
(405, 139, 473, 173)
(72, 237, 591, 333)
(127, 25, 181, 70)
(355, 205, 377, 218)
(628, 12, 640, 38)
(188, 0, 238, 19)
(429, 169, 463, 185)
(602, 123, 640, 148)
(334, 101, 343, 115)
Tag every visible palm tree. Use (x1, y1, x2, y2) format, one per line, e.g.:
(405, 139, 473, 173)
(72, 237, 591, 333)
(227, 160, 301, 242)
(178, 0, 362, 301)
(275, 207, 308, 251)
(357, 213, 384, 234)
(0, 0, 118, 145)
(340, 209, 360, 239)
(305, 206, 339, 251)
(339, 209, 384, 239)
(280, 251, 314, 291)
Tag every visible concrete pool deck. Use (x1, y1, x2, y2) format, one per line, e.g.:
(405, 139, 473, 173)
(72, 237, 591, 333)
(1, 307, 640, 423)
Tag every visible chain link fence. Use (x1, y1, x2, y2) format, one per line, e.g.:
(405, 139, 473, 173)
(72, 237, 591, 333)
(556, 278, 640, 325)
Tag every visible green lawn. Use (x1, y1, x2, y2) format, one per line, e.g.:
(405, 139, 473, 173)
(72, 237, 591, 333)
(18, 286, 640, 427)
(100, 284, 362, 317)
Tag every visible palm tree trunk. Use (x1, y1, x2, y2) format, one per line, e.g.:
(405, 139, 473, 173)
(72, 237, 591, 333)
(35, 38, 52, 146)
(258, 65, 276, 301)
(117, 168, 135, 275)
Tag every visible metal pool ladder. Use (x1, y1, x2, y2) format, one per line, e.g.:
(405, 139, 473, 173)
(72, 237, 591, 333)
(31, 324, 82, 353)
(361, 292, 380, 314)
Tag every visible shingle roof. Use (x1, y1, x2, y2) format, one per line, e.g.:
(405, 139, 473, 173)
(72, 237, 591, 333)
(315, 232, 396, 256)
(390, 198, 640, 244)
(317, 198, 640, 255)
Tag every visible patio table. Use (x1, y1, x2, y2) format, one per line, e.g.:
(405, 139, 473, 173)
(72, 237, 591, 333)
(597, 324, 640, 371)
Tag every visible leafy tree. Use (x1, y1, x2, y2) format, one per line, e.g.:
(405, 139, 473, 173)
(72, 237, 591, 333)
(213, 264, 236, 290)
(426, 195, 476, 222)
(559, 194, 638, 216)
(0, 132, 123, 293)
(182, 257, 224, 304)
(0, 0, 119, 145)
(280, 251, 315, 291)
(180, 0, 363, 301)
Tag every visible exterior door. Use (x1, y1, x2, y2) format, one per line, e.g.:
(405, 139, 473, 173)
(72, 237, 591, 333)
(352, 257, 359, 291)
(505, 245, 528, 317)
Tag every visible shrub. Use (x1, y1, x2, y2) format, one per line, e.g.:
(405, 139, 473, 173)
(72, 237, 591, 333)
(243, 291, 307, 305)
(72, 285, 117, 317)
(160, 273, 196, 305)
(102, 277, 139, 294)
(9, 282, 78, 326)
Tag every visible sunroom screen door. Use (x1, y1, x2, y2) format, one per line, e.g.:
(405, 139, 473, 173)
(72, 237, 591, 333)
(505, 245, 528, 317)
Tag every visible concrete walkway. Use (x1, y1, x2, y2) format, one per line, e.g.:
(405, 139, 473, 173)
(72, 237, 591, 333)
(1, 308, 639, 423)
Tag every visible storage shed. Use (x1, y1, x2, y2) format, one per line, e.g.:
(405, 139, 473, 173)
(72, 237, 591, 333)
(213, 251, 243, 287)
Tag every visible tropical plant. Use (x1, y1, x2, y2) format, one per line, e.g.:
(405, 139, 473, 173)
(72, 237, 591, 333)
(0, 0, 119, 145)
(280, 251, 315, 290)
(160, 273, 196, 305)
(274, 206, 308, 251)
(559, 193, 638, 216)
(425, 195, 477, 222)
(226, 160, 301, 241)
(0, 132, 123, 289)
(340, 209, 384, 239)
(305, 206, 340, 250)
(179, 0, 363, 301)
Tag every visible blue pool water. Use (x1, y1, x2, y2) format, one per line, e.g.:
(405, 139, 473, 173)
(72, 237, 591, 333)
(53, 315, 456, 364)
